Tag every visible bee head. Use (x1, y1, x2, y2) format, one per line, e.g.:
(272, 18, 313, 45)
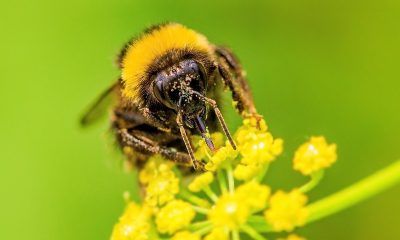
(151, 58, 236, 153)
(152, 59, 208, 127)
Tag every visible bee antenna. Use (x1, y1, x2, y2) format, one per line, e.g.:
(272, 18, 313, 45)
(190, 91, 237, 150)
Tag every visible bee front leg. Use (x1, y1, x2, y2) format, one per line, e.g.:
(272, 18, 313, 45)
(215, 46, 262, 121)
(118, 128, 204, 169)
(141, 108, 171, 132)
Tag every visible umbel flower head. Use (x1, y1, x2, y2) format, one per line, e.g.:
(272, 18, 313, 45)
(293, 136, 337, 176)
(155, 199, 196, 234)
(264, 189, 308, 231)
(110, 116, 400, 239)
(110, 202, 152, 240)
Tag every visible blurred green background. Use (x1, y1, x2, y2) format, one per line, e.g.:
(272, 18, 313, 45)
(1, 0, 400, 239)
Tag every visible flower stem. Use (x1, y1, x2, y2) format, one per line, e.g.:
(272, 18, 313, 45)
(299, 170, 324, 193)
(248, 216, 273, 233)
(256, 163, 270, 182)
(204, 186, 219, 202)
(148, 219, 160, 240)
(178, 190, 210, 208)
(250, 160, 400, 233)
(307, 160, 400, 223)
(192, 205, 209, 215)
(194, 224, 213, 236)
(227, 164, 235, 193)
(232, 230, 241, 240)
(217, 169, 228, 194)
(241, 224, 268, 240)
(188, 220, 212, 231)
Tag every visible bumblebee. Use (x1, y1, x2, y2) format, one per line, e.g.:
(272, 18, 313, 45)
(81, 23, 259, 170)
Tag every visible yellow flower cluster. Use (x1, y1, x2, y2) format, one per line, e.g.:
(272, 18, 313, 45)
(172, 231, 201, 240)
(206, 180, 270, 238)
(193, 133, 224, 160)
(235, 180, 270, 211)
(208, 193, 249, 230)
(293, 136, 337, 175)
(110, 117, 338, 240)
(188, 172, 214, 192)
(156, 200, 196, 234)
(111, 157, 197, 240)
(110, 202, 152, 240)
(204, 228, 229, 240)
(192, 132, 239, 171)
(236, 118, 282, 163)
(139, 155, 174, 184)
(234, 118, 284, 181)
(205, 143, 238, 171)
(140, 156, 180, 207)
(264, 189, 308, 231)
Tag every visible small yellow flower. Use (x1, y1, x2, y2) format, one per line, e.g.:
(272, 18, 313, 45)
(110, 202, 151, 240)
(193, 132, 225, 160)
(204, 227, 229, 240)
(264, 189, 308, 232)
(236, 118, 283, 167)
(293, 136, 337, 176)
(277, 234, 306, 240)
(240, 132, 274, 163)
(246, 117, 268, 132)
(188, 171, 214, 192)
(236, 117, 268, 144)
(171, 231, 201, 240)
(271, 138, 284, 156)
(233, 163, 261, 181)
(208, 193, 249, 230)
(205, 143, 238, 171)
(145, 170, 179, 206)
(139, 155, 173, 184)
(236, 180, 271, 211)
(155, 200, 196, 234)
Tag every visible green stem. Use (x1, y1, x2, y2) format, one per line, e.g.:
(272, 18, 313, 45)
(227, 164, 235, 193)
(192, 205, 209, 215)
(188, 220, 212, 231)
(232, 230, 241, 240)
(194, 224, 213, 236)
(178, 190, 211, 208)
(241, 224, 268, 240)
(203, 186, 219, 202)
(248, 216, 273, 233)
(307, 160, 400, 223)
(250, 160, 400, 233)
(148, 218, 160, 240)
(299, 170, 324, 193)
(256, 163, 270, 182)
(217, 169, 228, 194)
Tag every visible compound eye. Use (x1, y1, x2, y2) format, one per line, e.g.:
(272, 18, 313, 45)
(153, 79, 164, 102)
(188, 61, 207, 92)
(152, 77, 175, 109)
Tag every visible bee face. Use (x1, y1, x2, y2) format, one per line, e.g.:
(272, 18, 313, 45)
(152, 59, 207, 128)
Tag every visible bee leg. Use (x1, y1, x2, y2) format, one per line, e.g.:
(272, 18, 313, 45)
(215, 46, 262, 122)
(114, 108, 170, 132)
(118, 128, 204, 170)
(141, 108, 171, 132)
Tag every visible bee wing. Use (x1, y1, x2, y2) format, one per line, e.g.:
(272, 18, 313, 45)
(80, 81, 119, 127)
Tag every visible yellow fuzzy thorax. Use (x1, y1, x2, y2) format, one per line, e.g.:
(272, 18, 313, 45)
(121, 23, 213, 102)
